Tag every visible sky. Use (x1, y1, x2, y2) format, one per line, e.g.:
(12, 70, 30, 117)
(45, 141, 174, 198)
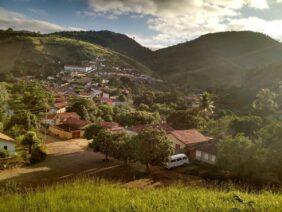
(1, 0, 282, 49)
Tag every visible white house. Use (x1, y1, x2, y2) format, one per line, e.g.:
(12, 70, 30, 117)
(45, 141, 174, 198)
(0, 133, 16, 156)
(194, 140, 218, 165)
(64, 65, 93, 73)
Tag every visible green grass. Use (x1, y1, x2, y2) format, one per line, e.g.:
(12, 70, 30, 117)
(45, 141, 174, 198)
(0, 179, 281, 211)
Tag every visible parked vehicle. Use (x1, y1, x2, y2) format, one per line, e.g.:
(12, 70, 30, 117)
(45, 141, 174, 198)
(166, 154, 189, 169)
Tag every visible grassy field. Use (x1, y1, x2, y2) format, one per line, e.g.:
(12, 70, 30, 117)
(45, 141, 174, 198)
(0, 178, 281, 211)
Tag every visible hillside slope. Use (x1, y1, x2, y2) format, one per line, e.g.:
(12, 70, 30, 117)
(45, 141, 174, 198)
(0, 179, 281, 211)
(52, 30, 153, 64)
(150, 31, 282, 89)
(0, 30, 152, 78)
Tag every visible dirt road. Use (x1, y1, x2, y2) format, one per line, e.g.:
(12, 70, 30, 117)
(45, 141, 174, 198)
(0, 138, 124, 186)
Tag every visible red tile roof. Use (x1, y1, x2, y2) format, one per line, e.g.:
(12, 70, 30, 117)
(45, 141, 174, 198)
(65, 117, 89, 129)
(55, 112, 80, 120)
(169, 129, 212, 146)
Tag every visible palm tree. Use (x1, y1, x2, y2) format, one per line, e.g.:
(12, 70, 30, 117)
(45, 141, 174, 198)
(197, 92, 215, 118)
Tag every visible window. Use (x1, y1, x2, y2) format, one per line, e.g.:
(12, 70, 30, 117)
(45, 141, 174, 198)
(3, 146, 7, 150)
(171, 159, 177, 163)
(211, 155, 216, 163)
(177, 158, 182, 161)
(196, 151, 201, 158)
(182, 157, 187, 160)
(204, 153, 209, 160)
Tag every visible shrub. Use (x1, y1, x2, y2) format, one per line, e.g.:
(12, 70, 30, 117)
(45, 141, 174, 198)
(30, 145, 47, 164)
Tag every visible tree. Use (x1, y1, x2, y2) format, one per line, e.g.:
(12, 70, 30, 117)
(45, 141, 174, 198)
(229, 115, 263, 138)
(22, 131, 40, 154)
(259, 122, 282, 181)
(97, 104, 114, 122)
(216, 135, 264, 180)
(252, 88, 278, 116)
(204, 115, 236, 139)
(197, 92, 215, 118)
(115, 111, 160, 127)
(0, 83, 9, 122)
(94, 129, 114, 161)
(5, 110, 38, 134)
(9, 81, 54, 115)
(111, 133, 137, 165)
(84, 124, 103, 140)
(167, 110, 205, 130)
(67, 97, 97, 121)
(135, 128, 173, 173)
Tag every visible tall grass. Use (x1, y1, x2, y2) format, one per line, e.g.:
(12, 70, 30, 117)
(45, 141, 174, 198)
(0, 178, 281, 211)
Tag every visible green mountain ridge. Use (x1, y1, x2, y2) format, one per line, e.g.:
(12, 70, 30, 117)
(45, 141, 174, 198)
(149, 31, 282, 89)
(0, 30, 152, 79)
(51, 30, 153, 64)
(1, 30, 282, 92)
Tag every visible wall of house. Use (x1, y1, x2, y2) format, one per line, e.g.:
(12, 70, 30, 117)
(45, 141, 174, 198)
(0, 140, 15, 155)
(195, 150, 216, 165)
(49, 126, 73, 139)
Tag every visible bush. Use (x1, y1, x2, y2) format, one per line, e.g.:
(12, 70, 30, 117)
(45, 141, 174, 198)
(30, 146, 47, 164)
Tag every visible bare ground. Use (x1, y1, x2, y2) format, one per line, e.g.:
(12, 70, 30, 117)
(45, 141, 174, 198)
(0, 136, 204, 188)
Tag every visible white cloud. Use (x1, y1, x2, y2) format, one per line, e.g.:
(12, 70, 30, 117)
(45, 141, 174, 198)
(0, 7, 85, 33)
(87, 0, 282, 47)
(228, 16, 282, 39)
(28, 8, 49, 18)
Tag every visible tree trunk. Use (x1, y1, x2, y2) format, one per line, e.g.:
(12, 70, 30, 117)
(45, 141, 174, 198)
(146, 163, 150, 174)
(28, 145, 32, 154)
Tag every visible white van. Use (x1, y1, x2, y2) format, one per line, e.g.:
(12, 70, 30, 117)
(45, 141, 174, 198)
(166, 154, 189, 169)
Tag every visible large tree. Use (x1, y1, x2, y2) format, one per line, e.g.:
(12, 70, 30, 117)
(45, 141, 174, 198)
(259, 122, 282, 181)
(67, 97, 97, 121)
(167, 110, 205, 130)
(94, 129, 114, 161)
(252, 88, 278, 116)
(217, 135, 264, 180)
(229, 115, 263, 138)
(135, 127, 173, 172)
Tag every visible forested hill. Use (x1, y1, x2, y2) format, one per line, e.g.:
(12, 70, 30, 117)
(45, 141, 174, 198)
(0, 30, 152, 79)
(149, 31, 282, 89)
(51, 30, 153, 64)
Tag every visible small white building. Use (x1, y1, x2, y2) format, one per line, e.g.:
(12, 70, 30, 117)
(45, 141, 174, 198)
(0, 133, 16, 156)
(64, 65, 93, 73)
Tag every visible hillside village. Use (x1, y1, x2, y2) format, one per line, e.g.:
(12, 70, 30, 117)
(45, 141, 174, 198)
(0, 30, 281, 197)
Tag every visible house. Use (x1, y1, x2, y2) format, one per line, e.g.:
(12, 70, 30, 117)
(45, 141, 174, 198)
(96, 122, 125, 134)
(64, 65, 93, 73)
(0, 133, 16, 156)
(53, 112, 81, 125)
(194, 140, 218, 165)
(49, 116, 90, 139)
(167, 129, 212, 156)
(49, 102, 67, 114)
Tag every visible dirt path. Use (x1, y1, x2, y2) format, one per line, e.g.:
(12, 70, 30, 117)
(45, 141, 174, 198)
(0, 138, 123, 186)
